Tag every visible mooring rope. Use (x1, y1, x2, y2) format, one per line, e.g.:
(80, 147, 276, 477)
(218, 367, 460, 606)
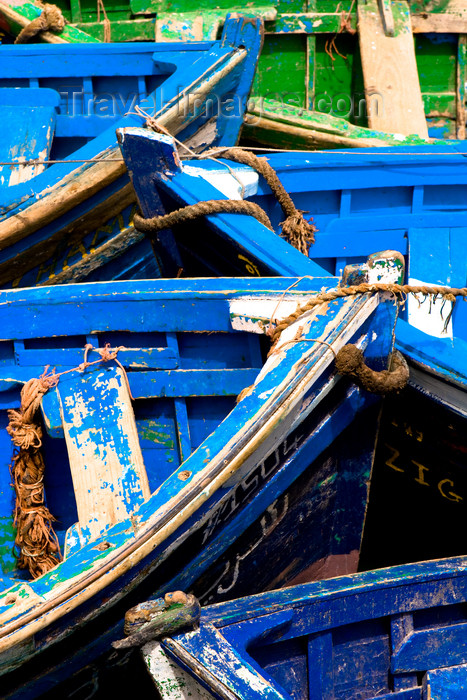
(137, 112, 316, 255)
(96, 0, 111, 42)
(335, 346, 409, 394)
(237, 281, 465, 402)
(267, 282, 464, 348)
(7, 377, 61, 578)
(213, 149, 317, 253)
(14, 2, 66, 43)
(134, 199, 274, 236)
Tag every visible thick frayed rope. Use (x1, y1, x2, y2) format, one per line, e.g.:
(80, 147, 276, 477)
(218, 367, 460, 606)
(335, 345, 409, 394)
(6, 343, 131, 578)
(133, 199, 274, 236)
(216, 148, 317, 254)
(267, 282, 466, 349)
(236, 282, 466, 403)
(7, 376, 61, 578)
(14, 3, 66, 43)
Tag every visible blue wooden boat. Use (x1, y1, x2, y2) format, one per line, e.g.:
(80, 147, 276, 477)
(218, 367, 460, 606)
(140, 554, 467, 700)
(120, 130, 467, 575)
(0, 15, 262, 289)
(0, 268, 403, 698)
(119, 131, 467, 279)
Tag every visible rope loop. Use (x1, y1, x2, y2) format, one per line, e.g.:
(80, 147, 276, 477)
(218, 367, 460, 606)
(335, 345, 409, 394)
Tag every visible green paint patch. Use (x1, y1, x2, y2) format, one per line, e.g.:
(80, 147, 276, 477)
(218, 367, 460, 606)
(0, 517, 17, 575)
(138, 420, 175, 449)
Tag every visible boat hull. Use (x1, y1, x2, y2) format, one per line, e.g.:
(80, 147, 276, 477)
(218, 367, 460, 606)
(0, 276, 398, 698)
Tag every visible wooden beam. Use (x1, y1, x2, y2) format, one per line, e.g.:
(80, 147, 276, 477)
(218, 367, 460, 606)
(457, 35, 467, 140)
(358, 0, 428, 138)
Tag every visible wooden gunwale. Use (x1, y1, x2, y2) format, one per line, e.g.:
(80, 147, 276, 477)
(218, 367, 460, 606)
(243, 113, 387, 148)
(0, 48, 246, 250)
(0, 183, 136, 287)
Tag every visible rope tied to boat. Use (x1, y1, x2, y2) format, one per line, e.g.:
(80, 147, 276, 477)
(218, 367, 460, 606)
(267, 282, 466, 349)
(6, 344, 132, 578)
(96, 0, 111, 42)
(335, 346, 409, 394)
(213, 148, 317, 254)
(237, 281, 465, 403)
(134, 199, 274, 238)
(14, 2, 66, 43)
(134, 113, 316, 255)
(7, 377, 61, 578)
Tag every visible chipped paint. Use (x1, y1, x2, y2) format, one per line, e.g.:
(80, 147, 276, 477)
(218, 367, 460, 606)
(182, 165, 259, 201)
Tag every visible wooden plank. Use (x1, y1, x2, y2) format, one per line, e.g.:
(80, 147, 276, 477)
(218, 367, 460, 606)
(41, 368, 261, 436)
(358, 0, 429, 138)
(412, 0, 467, 32)
(166, 333, 191, 463)
(308, 632, 333, 700)
(457, 35, 467, 140)
(244, 99, 430, 147)
(163, 624, 288, 700)
(391, 622, 467, 672)
(0, 88, 59, 185)
(14, 346, 179, 369)
(423, 663, 467, 700)
(378, 0, 395, 36)
(57, 365, 150, 541)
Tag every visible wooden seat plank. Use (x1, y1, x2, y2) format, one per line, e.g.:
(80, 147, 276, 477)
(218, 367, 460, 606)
(54, 365, 150, 546)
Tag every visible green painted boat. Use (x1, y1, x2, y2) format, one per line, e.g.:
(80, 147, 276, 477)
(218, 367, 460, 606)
(1, 0, 466, 145)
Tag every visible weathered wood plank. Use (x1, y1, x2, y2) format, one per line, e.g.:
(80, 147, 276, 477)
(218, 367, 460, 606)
(423, 663, 467, 700)
(456, 34, 467, 139)
(57, 366, 150, 541)
(357, 0, 428, 138)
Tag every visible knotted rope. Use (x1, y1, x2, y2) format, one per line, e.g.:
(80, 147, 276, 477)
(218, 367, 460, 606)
(96, 0, 111, 42)
(216, 149, 317, 254)
(325, 0, 356, 60)
(6, 343, 130, 578)
(133, 199, 274, 236)
(267, 282, 464, 349)
(131, 113, 315, 255)
(14, 2, 66, 43)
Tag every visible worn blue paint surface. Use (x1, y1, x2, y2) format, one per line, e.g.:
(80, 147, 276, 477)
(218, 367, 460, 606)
(120, 132, 467, 277)
(0, 274, 399, 698)
(120, 131, 467, 404)
(120, 132, 467, 626)
(0, 16, 262, 289)
(0, 88, 60, 186)
(161, 555, 467, 700)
